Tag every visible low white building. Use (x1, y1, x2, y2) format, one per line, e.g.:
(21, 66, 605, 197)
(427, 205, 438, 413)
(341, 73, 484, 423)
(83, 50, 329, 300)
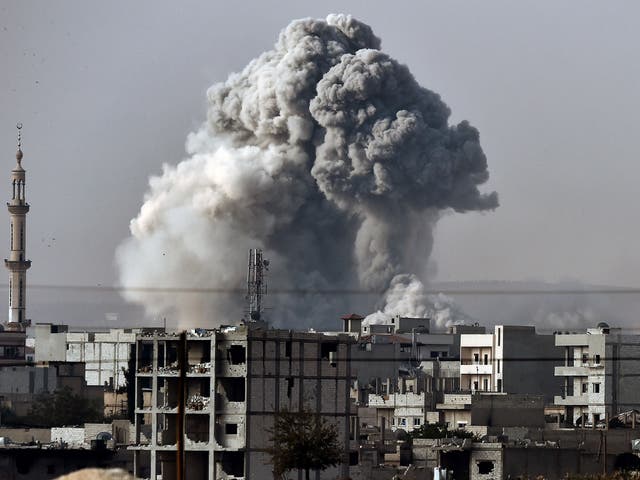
(553, 322, 640, 426)
(367, 391, 428, 431)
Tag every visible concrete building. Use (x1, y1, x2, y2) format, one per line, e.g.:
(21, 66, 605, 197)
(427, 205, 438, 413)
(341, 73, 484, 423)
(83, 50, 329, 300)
(31, 324, 138, 389)
(460, 325, 561, 401)
(131, 325, 354, 480)
(553, 323, 640, 426)
(0, 361, 103, 416)
(0, 330, 26, 366)
(4, 124, 31, 333)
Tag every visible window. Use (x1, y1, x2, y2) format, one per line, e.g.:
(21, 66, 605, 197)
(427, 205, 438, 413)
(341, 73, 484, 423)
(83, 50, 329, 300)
(595, 354, 601, 365)
(391, 418, 395, 426)
(478, 461, 494, 474)
(473, 381, 479, 391)
(497, 379, 502, 392)
(227, 345, 246, 364)
(582, 382, 588, 393)
(225, 423, 238, 435)
(497, 327, 501, 346)
(483, 354, 489, 365)
(593, 383, 600, 393)
(413, 418, 421, 426)
(497, 360, 500, 373)
(473, 353, 479, 364)
(320, 342, 338, 360)
(399, 418, 407, 426)
(285, 340, 292, 358)
(483, 378, 489, 391)
(582, 353, 588, 364)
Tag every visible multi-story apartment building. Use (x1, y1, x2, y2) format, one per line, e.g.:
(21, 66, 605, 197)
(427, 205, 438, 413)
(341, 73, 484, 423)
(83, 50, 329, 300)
(131, 325, 354, 480)
(553, 323, 640, 426)
(460, 325, 561, 401)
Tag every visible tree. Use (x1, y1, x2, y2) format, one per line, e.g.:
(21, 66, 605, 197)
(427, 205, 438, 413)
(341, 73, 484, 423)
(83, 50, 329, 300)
(266, 407, 343, 480)
(28, 386, 103, 427)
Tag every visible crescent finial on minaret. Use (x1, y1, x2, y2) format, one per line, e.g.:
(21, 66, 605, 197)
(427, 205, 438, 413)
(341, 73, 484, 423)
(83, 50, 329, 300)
(16, 122, 23, 163)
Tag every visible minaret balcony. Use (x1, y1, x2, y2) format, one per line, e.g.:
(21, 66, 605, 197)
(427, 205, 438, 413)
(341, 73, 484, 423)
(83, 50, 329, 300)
(7, 203, 29, 214)
(4, 259, 31, 271)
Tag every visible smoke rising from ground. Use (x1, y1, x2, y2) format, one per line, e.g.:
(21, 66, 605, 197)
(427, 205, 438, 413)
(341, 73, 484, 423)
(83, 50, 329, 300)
(116, 14, 497, 328)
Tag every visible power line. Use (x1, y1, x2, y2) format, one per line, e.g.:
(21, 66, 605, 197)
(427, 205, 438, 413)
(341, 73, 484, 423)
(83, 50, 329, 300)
(7, 283, 640, 296)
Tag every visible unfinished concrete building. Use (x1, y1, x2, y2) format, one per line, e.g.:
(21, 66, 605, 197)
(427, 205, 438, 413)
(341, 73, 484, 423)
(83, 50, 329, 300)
(131, 325, 354, 480)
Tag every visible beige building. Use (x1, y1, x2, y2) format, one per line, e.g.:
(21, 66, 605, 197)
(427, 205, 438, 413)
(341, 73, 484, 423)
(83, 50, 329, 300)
(131, 325, 354, 480)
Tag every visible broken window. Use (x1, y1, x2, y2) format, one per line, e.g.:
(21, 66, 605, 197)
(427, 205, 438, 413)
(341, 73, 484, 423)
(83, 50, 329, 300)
(220, 451, 244, 478)
(218, 377, 245, 402)
(225, 423, 238, 435)
(286, 377, 294, 398)
(227, 345, 246, 364)
(320, 342, 338, 360)
(478, 461, 494, 474)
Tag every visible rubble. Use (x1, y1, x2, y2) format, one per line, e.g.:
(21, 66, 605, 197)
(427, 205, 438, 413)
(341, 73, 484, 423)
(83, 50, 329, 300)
(157, 361, 179, 374)
(188, 362, 211, 374)
(186, 394, 210, 411)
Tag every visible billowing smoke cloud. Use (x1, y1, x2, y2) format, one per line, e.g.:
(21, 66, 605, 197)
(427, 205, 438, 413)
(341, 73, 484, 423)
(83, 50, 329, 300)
(116, 14, 498, 328)
(363, 274, 475, 330)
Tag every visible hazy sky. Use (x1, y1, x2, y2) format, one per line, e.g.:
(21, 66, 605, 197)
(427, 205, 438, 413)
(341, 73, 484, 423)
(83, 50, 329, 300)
(2, 1, 640, 326)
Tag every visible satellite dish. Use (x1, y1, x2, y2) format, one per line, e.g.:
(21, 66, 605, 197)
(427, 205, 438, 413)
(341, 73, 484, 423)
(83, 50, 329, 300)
(96, 432, 113, 441)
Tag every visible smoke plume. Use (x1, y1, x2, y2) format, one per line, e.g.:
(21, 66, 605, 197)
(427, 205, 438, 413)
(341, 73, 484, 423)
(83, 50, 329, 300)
(116, 14, 498, 328)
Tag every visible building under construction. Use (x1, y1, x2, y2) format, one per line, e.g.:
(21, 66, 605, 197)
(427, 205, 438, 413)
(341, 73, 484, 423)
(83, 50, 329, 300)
(130, 324, 354, 480)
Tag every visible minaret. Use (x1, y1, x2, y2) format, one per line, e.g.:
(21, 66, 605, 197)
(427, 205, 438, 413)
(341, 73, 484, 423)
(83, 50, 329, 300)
(4, 123, 31, 331)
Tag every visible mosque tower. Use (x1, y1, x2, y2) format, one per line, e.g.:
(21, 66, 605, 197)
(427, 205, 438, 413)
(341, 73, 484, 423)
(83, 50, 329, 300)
(4, 123, 31, 331)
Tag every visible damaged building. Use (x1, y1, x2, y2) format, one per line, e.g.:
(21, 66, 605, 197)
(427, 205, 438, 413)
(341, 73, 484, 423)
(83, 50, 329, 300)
(131, 324, 354, 480)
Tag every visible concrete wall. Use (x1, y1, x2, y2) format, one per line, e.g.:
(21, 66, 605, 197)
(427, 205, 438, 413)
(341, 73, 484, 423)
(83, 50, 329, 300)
(470, 394, 545, 428)
(0, 427, 50, 443)
(51, 427, 85, 446)
(502, 327, 562, 402)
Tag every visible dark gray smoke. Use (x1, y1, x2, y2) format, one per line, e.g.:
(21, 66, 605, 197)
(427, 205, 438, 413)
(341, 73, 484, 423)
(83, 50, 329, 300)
(116, 14, 498, 328)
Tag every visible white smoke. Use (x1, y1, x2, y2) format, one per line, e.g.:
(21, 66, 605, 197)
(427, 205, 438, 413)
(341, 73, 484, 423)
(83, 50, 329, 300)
(363, 274, 475, 329)
(116, 15, 497, 328)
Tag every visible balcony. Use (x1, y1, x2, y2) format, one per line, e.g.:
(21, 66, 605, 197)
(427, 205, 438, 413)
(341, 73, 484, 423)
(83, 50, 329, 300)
(554, 394, 590, 406)
(460, 364, 492, 375)
(554, 366, 590, 376)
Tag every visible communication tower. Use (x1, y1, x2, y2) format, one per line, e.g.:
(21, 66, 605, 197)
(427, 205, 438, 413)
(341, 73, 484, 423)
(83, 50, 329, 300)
(246, 248, 269, 322)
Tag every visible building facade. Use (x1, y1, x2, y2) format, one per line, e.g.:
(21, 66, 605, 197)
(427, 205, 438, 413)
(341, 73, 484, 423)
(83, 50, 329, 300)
(460, 325, 561, 401)
(31, 324, 137, 389)
(553, 323, 640, 426)
(131, 325, 354, 480)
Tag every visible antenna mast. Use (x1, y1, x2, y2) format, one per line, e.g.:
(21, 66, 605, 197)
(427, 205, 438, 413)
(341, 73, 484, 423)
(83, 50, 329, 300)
(246, 248, 268, 322)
